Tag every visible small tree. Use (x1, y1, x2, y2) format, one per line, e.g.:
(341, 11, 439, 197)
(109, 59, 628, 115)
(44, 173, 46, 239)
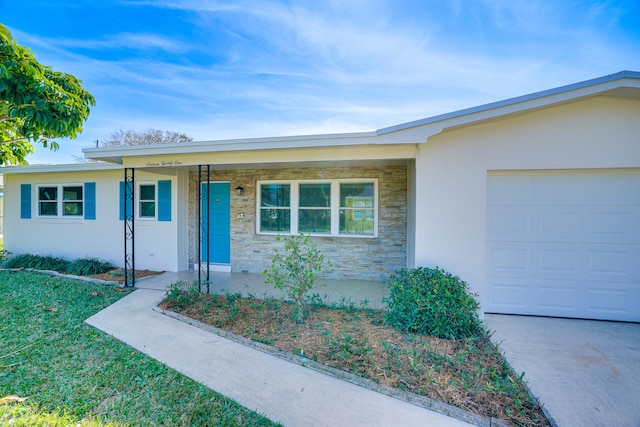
(101, 128, 193, 147)
(263, 234, 333, 323)
(0, 24, 95, 165)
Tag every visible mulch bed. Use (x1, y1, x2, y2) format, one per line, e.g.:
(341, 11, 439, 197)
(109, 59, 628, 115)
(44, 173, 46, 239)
(159, 294, 551, 427)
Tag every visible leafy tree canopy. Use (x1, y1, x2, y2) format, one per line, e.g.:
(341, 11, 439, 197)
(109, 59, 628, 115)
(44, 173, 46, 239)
(0, 23, 95, 165)
(101, 128, 193, 147)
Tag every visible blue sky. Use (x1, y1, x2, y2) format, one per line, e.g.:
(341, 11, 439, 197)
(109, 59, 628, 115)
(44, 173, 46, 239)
(2, 0, 639, 164)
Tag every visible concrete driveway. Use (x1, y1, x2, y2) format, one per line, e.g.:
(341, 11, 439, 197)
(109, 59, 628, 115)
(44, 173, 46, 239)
(484, 314, 640, 427)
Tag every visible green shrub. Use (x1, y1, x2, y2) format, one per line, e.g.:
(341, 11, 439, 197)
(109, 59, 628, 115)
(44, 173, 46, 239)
(3, 253, 70, 272)
(66, 257, 115, 275)
(164, 280, 202, 310)
(2, 253, 115, 276)
(0, 249, 11, 263)
(383, 267, 484, 340)
(262, 234, 333, 324)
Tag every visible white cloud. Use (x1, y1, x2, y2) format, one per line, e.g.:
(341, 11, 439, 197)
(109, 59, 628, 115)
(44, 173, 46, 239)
(15, 0, 640, 164)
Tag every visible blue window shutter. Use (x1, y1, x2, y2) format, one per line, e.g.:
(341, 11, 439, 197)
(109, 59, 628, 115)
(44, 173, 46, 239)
(158, 180, 171, 221)
(20, 184, 31, 219)
(84, 182, 96, 220)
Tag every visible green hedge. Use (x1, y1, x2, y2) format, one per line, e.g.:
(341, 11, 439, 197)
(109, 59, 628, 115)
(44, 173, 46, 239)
(383, 267, 484, 339)
(2, 253, 114, 276)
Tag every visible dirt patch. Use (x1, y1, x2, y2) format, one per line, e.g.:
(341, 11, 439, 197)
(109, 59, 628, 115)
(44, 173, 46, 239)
(88, 269, 163, 284)
(159, 294, 551, 427)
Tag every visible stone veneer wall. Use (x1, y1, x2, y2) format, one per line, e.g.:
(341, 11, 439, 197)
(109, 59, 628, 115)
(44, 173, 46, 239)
(188, 165, 407, 281)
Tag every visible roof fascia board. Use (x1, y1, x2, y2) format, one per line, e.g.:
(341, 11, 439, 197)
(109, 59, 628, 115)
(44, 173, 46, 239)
(1, 162, 122, 175)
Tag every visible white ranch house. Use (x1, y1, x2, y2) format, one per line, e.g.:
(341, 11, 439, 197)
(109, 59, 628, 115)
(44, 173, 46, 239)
(3, 71, 639, 322)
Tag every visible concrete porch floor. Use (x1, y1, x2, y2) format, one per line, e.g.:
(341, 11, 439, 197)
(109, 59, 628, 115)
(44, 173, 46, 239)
(135, 269, 390, 310)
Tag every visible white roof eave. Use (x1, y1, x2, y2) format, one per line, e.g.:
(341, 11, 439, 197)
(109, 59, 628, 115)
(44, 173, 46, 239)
(0, 162, 123, 175)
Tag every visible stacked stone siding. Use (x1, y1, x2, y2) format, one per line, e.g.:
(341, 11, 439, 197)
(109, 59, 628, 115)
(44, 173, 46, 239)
(188, 165, 407, 281)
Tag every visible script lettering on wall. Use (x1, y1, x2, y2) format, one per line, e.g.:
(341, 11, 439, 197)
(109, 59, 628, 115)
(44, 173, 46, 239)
(145, 160, 183, 167)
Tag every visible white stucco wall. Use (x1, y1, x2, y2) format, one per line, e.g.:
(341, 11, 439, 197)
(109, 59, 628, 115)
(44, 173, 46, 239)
(3, 168, 184, 272)
(413, 96, 640, 311)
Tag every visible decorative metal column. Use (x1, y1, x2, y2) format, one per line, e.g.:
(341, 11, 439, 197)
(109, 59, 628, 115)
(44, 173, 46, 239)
(197, 165, 211, 292)
(123, 168, 136, 287)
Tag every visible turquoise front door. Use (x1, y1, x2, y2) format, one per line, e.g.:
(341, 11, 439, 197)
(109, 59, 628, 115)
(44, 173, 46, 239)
(201, 183, 230, 264)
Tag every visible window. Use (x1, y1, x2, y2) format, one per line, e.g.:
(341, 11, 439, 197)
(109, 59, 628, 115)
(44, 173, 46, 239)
(63, 186, 83, 216)
(299, 183, 331, 233)
(139, 184, 156, 218)
(259, 183, 290, 232)
(38, 186, 58, 216)
(340, 183, 374, 235)
(257, 179, 377, 237)
(37, 185, 83, 217)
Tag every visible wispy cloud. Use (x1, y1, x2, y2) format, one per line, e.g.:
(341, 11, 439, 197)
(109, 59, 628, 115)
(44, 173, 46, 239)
(12, 0, 640, 163)
(54, 33, 190, 53)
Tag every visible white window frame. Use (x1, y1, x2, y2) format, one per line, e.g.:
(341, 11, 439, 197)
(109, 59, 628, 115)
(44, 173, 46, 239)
(36, 184, 84, 218)
(137, 182, 157, 220)
(256, 179, 378, 238)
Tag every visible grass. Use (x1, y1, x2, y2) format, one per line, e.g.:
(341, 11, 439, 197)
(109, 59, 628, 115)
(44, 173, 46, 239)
(0, 271, 278, 427)
(161, 289, 552, 427)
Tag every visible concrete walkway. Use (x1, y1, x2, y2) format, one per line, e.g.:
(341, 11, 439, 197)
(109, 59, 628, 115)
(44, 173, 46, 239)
(485, 314, 640, 427)
(86, 272, 476, 427)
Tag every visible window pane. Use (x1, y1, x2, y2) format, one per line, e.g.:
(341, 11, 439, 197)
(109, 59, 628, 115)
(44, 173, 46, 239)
(340, 183, 374, 208)
(38, 187, 58, 216)
(299, 183, 330, 207)
(340, 209, 374, 235)
(140, 184, 155, 201)
(63, 186, 82, 201)
(261, 184, 290, 207)
(140, 201, 156, 218)
(299, 209, 331, 233)
(63, 202, 83, 216)
(260, 208, 290, 232)
(39, 202, 58, 216)
(39, 187, 57, 201)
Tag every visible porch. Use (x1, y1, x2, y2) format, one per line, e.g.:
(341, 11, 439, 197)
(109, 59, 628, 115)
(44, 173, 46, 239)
(134, 270, 390, 310)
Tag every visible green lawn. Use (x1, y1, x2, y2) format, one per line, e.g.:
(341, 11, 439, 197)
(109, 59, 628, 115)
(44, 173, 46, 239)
(0, 271, 278, 426)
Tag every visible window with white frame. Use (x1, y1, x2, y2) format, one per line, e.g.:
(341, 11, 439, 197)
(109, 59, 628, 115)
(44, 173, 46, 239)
(259, 183, 290, 232)
(257, 179, 377, 237)
(138, 183, 156, 219)
(37, 185, 83, 217)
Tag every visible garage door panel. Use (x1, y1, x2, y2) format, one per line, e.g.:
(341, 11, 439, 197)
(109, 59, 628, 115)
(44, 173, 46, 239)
(489, 172, 640, 206)
(486, 171, 640, 322)
(538, 209, 580, 237)
(588, 207, 640, 242)
(486, 175, 532, 204)
(586, 173, 640, 204)
(486, 277, 639, 321)
(587, 246, 640, 277)
(487, 279, 531, 311)
(486, 206, 531, 237)
(586, 286, 639, 320)
(488, 242, 639, 281)
(488, 206, 640, 243)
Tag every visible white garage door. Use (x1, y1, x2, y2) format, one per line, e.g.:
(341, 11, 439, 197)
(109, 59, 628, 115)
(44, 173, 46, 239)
(486, 171, 640, 322)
